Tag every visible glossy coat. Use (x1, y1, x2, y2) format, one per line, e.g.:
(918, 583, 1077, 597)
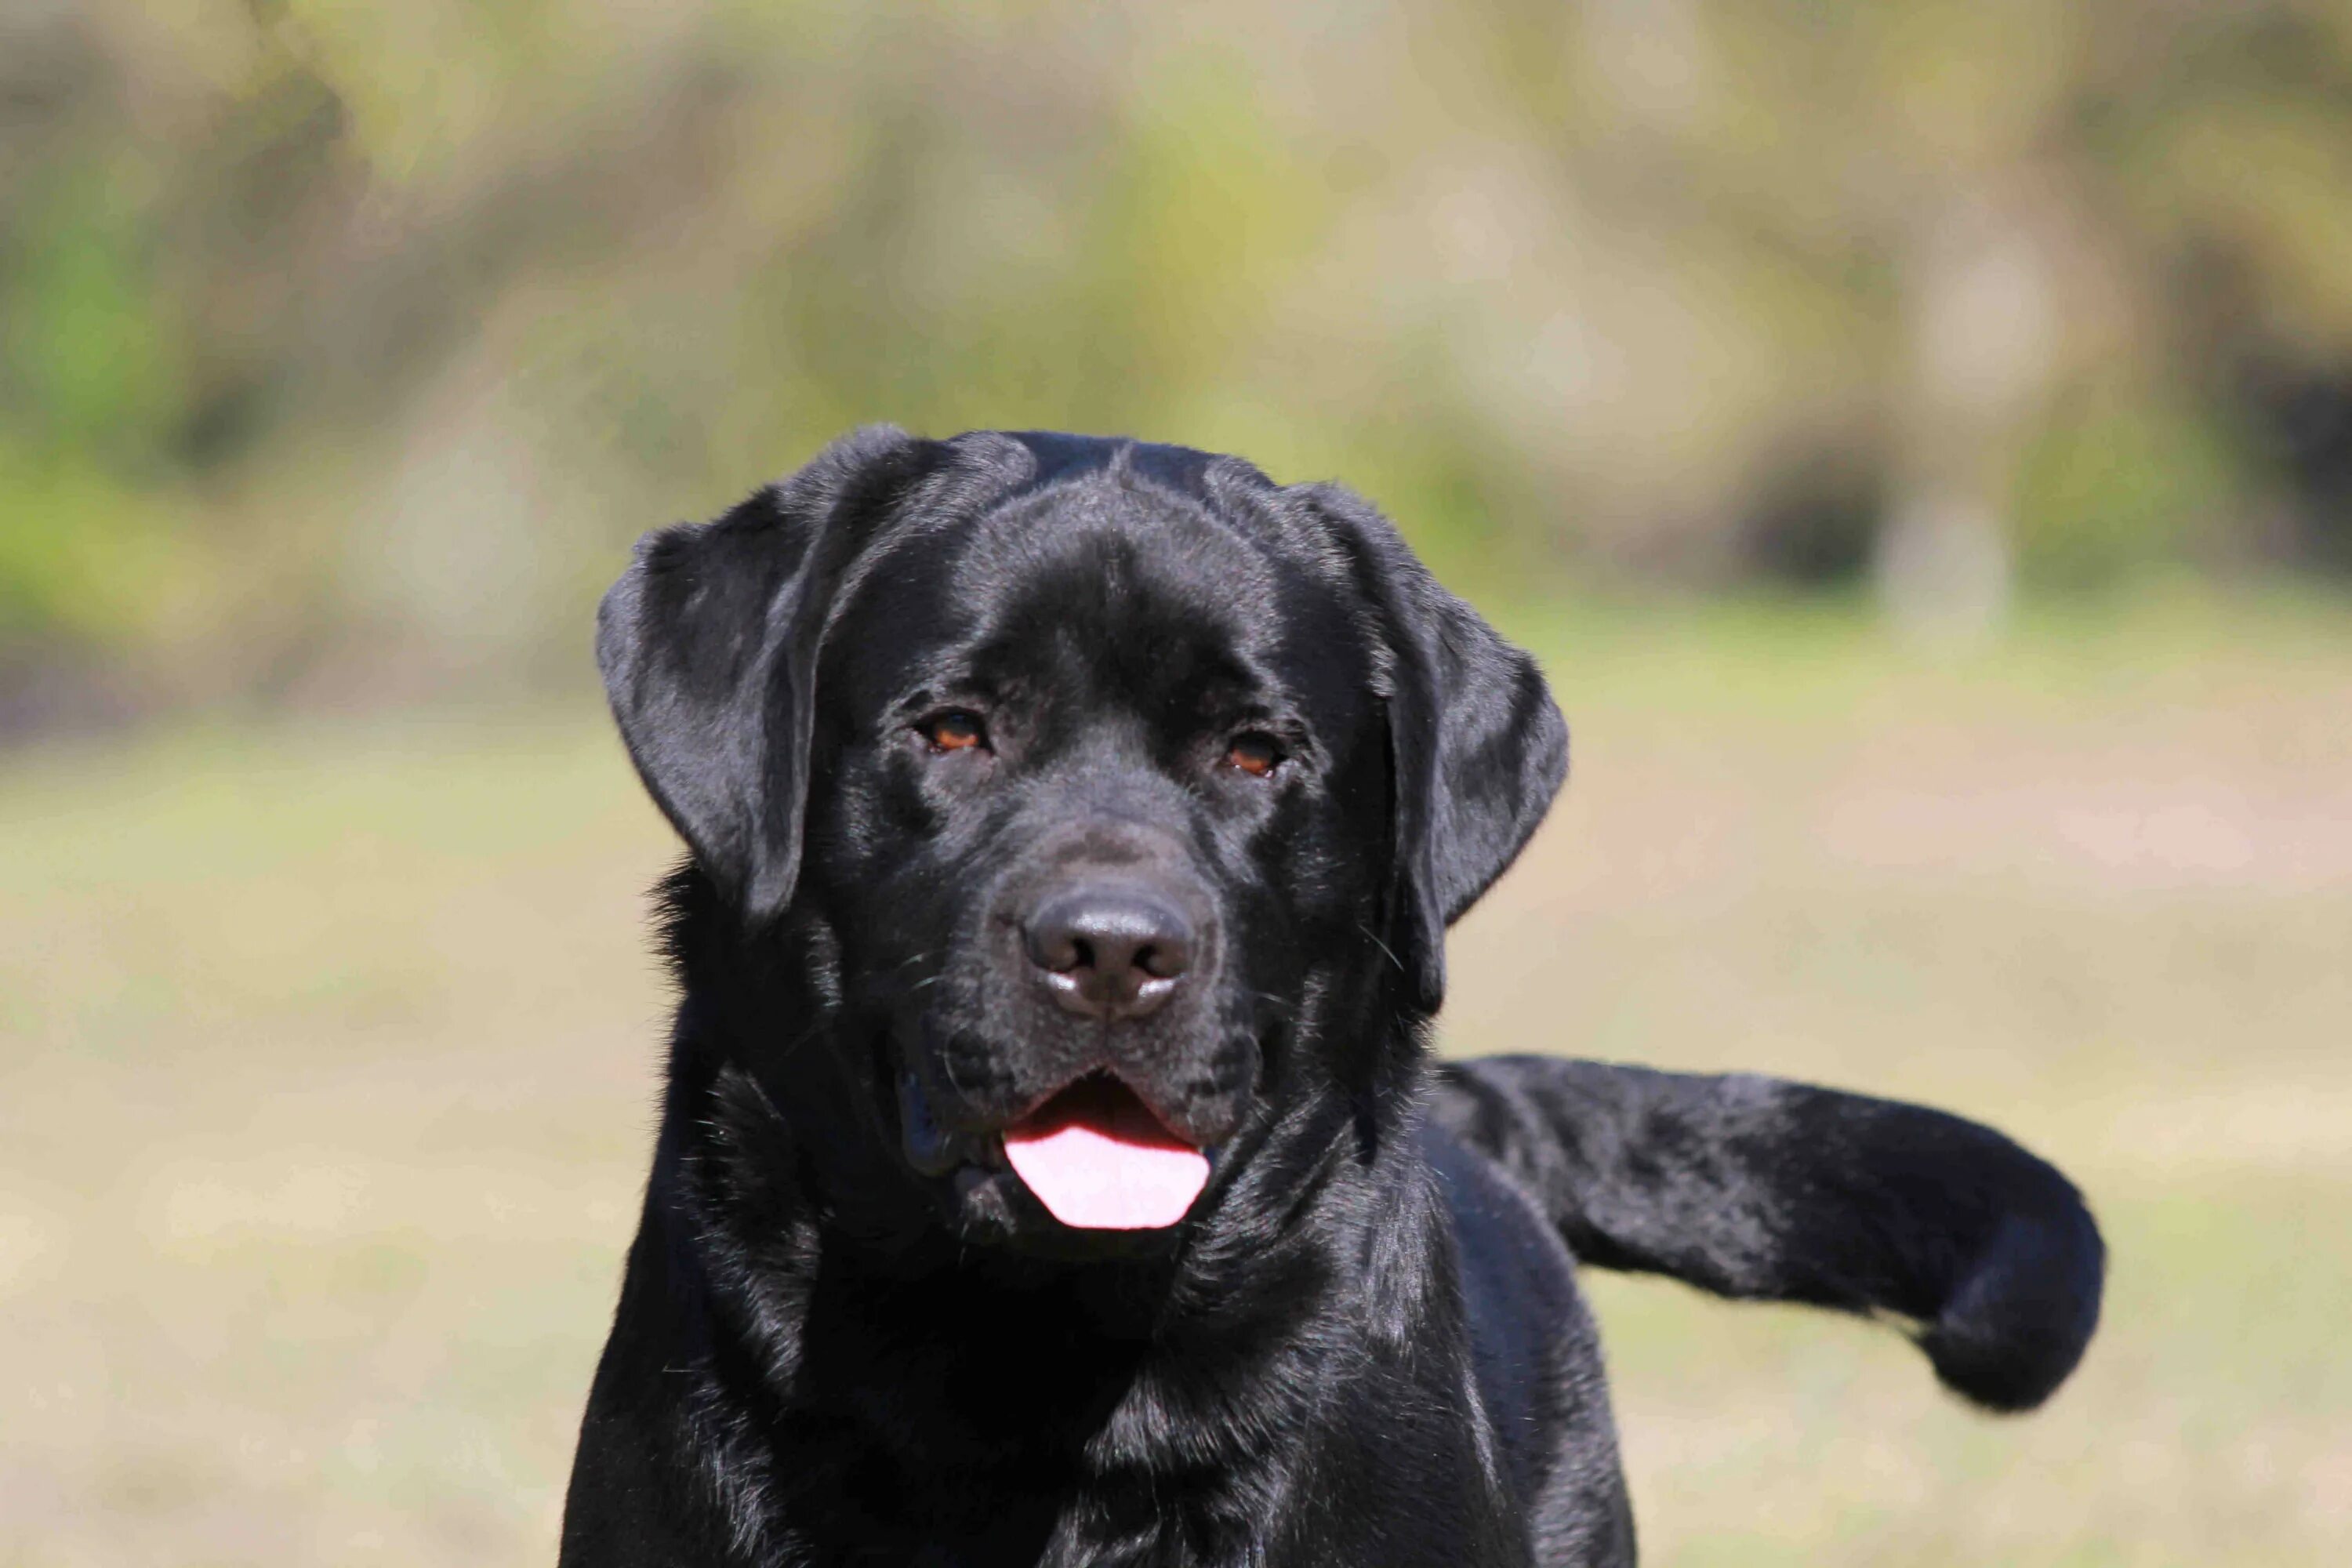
(563, 430, 2103, 1566)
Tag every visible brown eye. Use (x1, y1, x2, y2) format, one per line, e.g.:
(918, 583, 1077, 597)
(1226, 731, 1283, 779)
(921, 710, 987, 753)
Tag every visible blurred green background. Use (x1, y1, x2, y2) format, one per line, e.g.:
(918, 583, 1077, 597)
(4, 2, 2350, 1565)
(9, 0, 2352, 717)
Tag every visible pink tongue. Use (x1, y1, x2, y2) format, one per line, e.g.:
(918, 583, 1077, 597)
(1001, 1080, 1210, 1230)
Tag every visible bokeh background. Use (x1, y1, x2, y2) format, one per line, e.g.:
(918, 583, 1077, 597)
(4, 2, 2349, 1563)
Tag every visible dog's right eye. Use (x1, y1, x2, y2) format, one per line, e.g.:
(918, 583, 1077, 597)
(1225, 731, 1284, 779)
(918, 710, 989, 754)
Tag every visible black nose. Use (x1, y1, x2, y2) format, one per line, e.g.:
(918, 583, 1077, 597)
(1022, 884, 1195, 1020)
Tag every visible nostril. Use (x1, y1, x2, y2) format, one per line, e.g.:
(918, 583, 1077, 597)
(1135, 940, 1188, 982)
(1025, 917, 1083, 975)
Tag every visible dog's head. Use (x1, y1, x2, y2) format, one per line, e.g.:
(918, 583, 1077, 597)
(599, 429, 1564, 1252)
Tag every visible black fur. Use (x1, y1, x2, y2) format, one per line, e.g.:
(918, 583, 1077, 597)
(563, 429, 2103, 1566)
(1428, 1058, 2104, 1414)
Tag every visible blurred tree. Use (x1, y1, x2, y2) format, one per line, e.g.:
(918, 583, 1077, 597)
(4, 0, 2351, 725)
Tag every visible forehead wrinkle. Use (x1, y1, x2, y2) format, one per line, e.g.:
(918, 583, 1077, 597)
(955, 477, 1287, 685)
(819, 451, 1374, 723)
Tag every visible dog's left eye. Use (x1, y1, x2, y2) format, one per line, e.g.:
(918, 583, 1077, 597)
(919, 710, 989, 753)
(1225, 731, 1283, 779)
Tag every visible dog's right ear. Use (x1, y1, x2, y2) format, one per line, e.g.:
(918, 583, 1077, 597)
(597, 426, 927, 923)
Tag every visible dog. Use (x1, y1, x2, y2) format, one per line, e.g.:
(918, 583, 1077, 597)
(562, 428, 2103, 1566)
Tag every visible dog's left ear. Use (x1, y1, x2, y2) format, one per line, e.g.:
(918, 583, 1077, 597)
(597, 426, 931, 922)
(1297, 485, 1569, 1014)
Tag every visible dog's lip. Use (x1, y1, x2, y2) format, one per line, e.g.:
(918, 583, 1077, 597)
(895, 1066, 1227, 1181)
(1004, 1070, 1194, 1145)
(897, 1068, 1000, 1178)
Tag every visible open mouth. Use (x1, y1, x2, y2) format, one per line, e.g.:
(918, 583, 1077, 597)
(1000, 1075, 1211, 1232)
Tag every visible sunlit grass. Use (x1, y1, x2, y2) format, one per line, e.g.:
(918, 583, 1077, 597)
(4, 597, 2347, 1565)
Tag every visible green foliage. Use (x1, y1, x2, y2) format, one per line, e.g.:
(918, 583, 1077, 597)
(5, 1, 2352, 714)
(2012, 380, 2247, 590)
(0, 442, 194, 648)
(3, 154, 187, 460)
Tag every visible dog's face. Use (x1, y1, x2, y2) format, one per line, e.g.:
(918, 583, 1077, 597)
(803, 466, 1391, 1241)
(598, 430, 1566, 1254)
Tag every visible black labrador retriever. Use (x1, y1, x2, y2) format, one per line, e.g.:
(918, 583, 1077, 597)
(563, 428, 2103, 1566)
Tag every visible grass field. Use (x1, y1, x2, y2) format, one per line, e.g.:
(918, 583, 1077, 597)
(4, 593, 2348, 1566)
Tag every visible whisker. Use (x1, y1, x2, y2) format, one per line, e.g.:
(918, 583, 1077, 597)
(1356, 923, 1406, 976)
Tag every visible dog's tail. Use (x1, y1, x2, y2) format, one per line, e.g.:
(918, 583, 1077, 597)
(1429, 1056, 2104, 1412)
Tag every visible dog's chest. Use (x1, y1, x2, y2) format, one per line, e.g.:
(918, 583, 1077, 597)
(756, 1430, 1254, 1568)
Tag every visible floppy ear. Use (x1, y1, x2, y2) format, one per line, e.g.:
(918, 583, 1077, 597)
(1300, 485, 1569, 1014)
(596, 426, 927, 922)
